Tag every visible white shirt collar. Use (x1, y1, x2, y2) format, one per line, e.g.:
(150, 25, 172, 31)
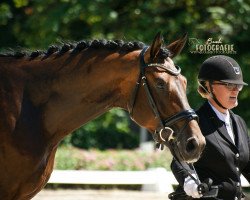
(208, 101, 235, 144)
(208, 101, 230, 125)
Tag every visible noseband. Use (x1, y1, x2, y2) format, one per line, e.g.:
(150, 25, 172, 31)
(129, 47, 198, 150)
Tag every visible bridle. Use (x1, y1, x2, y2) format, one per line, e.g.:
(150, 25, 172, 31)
(129, 46, 199, 150)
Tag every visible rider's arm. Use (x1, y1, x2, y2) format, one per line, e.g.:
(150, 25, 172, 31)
(242, 132, 250, 182)
(170, 158, 193, 186)
(170, 158, 203, 198)
(239, 118, 250, 183)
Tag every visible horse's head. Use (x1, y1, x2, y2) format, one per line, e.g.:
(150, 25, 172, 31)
(128, 32, 205, 163)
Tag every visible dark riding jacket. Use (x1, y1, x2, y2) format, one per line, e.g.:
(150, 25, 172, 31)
(171, 101, 250, 200)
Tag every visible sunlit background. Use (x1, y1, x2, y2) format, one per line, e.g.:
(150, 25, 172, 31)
(1, 0, 250, 199)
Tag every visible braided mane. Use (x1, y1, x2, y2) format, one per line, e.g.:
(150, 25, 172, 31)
(0, 39, 170, 60)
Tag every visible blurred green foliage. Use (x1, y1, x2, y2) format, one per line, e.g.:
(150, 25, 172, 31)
(61, 109, 139, 149)
(1, 0, 250, 149)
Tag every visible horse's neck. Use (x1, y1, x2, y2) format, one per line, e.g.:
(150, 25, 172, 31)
(24, 50, 139, 143)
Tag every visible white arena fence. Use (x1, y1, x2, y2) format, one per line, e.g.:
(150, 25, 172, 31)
(47, 168, 249, 194)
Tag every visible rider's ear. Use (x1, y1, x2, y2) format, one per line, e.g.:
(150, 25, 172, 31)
(144, 32, 163, 63)
(166, 33, 188, 58)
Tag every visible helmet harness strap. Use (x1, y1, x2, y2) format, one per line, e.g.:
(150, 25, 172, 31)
(208, 81, 227, 110)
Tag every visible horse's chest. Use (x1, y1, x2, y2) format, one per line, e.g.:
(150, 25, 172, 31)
(0, 145, 55, 199)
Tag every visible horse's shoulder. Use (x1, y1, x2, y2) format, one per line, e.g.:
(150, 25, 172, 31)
(0, 67, 25, 134)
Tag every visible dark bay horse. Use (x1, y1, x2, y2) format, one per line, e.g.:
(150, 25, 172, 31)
(0, 33, 205, 199)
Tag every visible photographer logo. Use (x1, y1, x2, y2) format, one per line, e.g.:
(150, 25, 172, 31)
(189, 37, 236, 54)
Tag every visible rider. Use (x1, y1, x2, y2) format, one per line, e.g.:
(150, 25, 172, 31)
(170, 55, 250, 199)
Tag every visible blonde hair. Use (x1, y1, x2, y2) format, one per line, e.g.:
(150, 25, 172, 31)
(197, 80, 210, 99)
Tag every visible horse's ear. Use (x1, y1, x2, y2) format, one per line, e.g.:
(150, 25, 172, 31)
(166, 33, 188, 58)
(144, 32, 164, 62)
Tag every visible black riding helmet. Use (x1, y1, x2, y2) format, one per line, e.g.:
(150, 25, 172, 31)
(198, 55, 247, 110)
(198, 55, 248, 85)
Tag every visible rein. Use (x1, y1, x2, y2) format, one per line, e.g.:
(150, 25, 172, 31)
(169, 145, 219, 199)
(129, 46, 199, 150)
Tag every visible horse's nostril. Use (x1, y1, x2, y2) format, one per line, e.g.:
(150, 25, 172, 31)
(186, 137, 199, 153)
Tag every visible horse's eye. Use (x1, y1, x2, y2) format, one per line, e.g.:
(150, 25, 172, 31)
(156, 80, 166, 90)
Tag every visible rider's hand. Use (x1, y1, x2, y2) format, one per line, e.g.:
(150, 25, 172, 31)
(183, 174, 203, 198)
